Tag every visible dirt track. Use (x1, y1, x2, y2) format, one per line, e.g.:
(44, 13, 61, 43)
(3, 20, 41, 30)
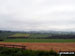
(0, 42, 75, 52)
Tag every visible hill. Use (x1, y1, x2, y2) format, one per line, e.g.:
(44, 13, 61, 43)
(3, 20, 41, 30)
(0, 30, 75, 40)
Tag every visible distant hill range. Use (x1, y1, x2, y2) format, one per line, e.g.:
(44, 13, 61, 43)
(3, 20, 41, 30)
(0, 30, 75, 39)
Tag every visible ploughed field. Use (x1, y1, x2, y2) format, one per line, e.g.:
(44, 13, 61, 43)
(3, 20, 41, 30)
(0, 42, 75, 52)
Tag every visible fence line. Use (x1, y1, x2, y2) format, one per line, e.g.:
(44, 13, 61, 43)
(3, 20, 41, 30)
(0, 44, 26, 50)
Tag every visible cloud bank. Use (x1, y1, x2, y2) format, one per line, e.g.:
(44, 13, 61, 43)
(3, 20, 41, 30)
(0, 0, 75, 31)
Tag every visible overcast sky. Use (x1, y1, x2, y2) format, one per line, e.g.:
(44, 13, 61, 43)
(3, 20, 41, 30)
(0, 0, 75, 31)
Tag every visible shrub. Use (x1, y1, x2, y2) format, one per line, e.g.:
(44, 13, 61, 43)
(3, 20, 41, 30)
(0, 47, 59, 56)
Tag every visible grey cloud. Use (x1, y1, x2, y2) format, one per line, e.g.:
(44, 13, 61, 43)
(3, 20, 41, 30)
(0, 0, 75, 31)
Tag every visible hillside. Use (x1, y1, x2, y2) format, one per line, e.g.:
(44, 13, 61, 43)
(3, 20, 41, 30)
(0, 30, 75, 40)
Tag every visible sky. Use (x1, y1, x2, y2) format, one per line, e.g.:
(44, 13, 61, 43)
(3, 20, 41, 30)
(0, 0, 75, 31)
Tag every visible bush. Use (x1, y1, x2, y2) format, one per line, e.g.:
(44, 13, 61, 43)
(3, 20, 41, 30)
(0, 47, 59, 56)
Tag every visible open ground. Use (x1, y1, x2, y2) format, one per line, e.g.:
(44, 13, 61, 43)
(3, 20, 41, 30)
(0, 42, 75, 52)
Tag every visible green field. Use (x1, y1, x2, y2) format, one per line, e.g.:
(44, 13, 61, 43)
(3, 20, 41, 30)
(1, 39, 75, 42)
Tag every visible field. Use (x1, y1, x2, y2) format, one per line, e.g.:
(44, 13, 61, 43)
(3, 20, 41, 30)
(0, 39, 75, 52)
(0, 31, 75, 53)
(0, 42, 75, 52)
(2, 39, 75, 42)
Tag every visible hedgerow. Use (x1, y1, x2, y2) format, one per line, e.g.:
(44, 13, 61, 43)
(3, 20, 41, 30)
(0, 47, 59, 56)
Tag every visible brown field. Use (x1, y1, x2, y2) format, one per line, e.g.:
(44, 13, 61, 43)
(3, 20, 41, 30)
(0, 42, 75, 52)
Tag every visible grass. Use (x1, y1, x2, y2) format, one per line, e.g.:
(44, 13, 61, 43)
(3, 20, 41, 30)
(2, 39, 75, 42)
(9, 33, 30, 37)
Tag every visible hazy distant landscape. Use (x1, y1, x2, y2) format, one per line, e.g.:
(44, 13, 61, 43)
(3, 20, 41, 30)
(0, 30, 75, 42)
(0, 0, 75, 56)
